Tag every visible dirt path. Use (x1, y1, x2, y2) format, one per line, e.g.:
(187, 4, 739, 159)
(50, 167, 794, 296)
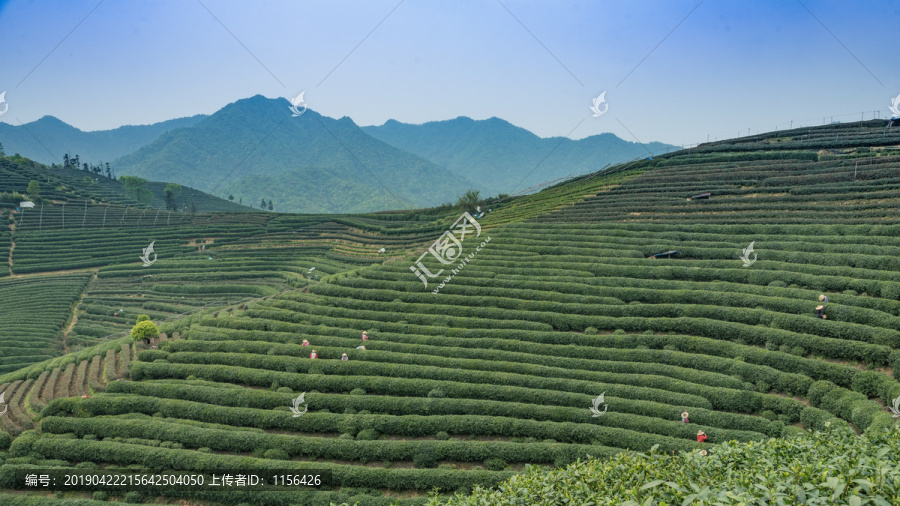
(7, 267, 96, 279)
(6, 210, 13, 276)
(60, 270, 97, 354)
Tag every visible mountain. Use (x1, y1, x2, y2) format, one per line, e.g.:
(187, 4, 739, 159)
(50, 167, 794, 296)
(112, 95, 479, 214)
(362, 116, 677, 195)
(0, 115, 207, 166)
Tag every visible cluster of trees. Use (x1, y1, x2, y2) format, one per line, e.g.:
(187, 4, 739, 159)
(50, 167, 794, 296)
(226, 195, 274, 210)
(61, 153, 113, 179)
(450, 189, 507, 211)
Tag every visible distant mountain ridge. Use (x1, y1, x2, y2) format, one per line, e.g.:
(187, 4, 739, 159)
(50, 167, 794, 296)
(363, 116, 676, 195)
(0, 115, 207, 166)
(1, 96, 677, 214)
(112, 95, 479, 213)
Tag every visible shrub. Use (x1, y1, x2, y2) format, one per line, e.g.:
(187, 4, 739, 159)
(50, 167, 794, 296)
(263, 448, 290, 460)
(484, 458, 508, 471)
(349, 388, 367, 396)
(791, 347, 807, 357)
(357, 429, 379, 441)
(779, 345, 791, 354)
(414, 449, 438, 469)
(428, 388, 446, 398)
(435, 431, 450, 441)
(613, 329, 626, 335)
(768, 281, 786, 288)
(584, 327, 599, 335)
(124, 491, 143, 503)
(339, 433, 354, 440)
(344, 408, 358, 415)
(852, 371, 883, 398)
(756, 381, 771, 393)
(136, 314, 150, 323)
(807, 381, 837, 407)
(276, 386, 293, 393)
(554, 454, 575, 468)
(765, 341, 778, 351)
(760, 410, 777, 421)
(92, 491, 109, 501)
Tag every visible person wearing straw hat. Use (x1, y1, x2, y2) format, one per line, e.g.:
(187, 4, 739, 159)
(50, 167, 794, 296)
(818, 294, 829, 303)
(815, 305, 827, 319)
(696, 430, 708, 443)
(681, 411, 689, 423)
(301, 339, 310, 346)
(361, 331, 369, 341)
(341, 353, 349, 361)
(309, 350, 318, 359)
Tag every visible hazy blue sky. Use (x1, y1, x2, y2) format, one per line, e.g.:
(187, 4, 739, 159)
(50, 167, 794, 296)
(1, 0, 898, 147)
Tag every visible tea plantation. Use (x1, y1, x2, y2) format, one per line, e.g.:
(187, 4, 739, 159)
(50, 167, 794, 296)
(0, 119, 900, 504)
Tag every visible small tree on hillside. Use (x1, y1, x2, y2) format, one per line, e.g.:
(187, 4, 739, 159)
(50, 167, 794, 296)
(26, 180, 41, 202)
(164, 183, 182, 210)
(136, 314, 151, 323)
(455, 189, 481, 209)
(121, 176, 152, 203)
(130, 320, 159, 346)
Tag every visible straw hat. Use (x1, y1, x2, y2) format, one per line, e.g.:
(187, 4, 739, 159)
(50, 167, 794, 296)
(681, 411, 689, 418)
(697, 430, 705, 435)
(342, 353, 347, 356)
(818, 294, 826, 301)
(816, 305, 824, 310)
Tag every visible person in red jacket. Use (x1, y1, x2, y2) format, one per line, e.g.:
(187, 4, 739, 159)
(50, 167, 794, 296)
(310, 350, 318, 359)
(697, 430, 708, 443)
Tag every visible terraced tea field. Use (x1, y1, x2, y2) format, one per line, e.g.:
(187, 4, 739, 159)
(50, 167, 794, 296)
(1, 120, 900, 504)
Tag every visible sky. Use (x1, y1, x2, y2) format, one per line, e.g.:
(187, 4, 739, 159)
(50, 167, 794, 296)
(1, 0, 898, 148)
